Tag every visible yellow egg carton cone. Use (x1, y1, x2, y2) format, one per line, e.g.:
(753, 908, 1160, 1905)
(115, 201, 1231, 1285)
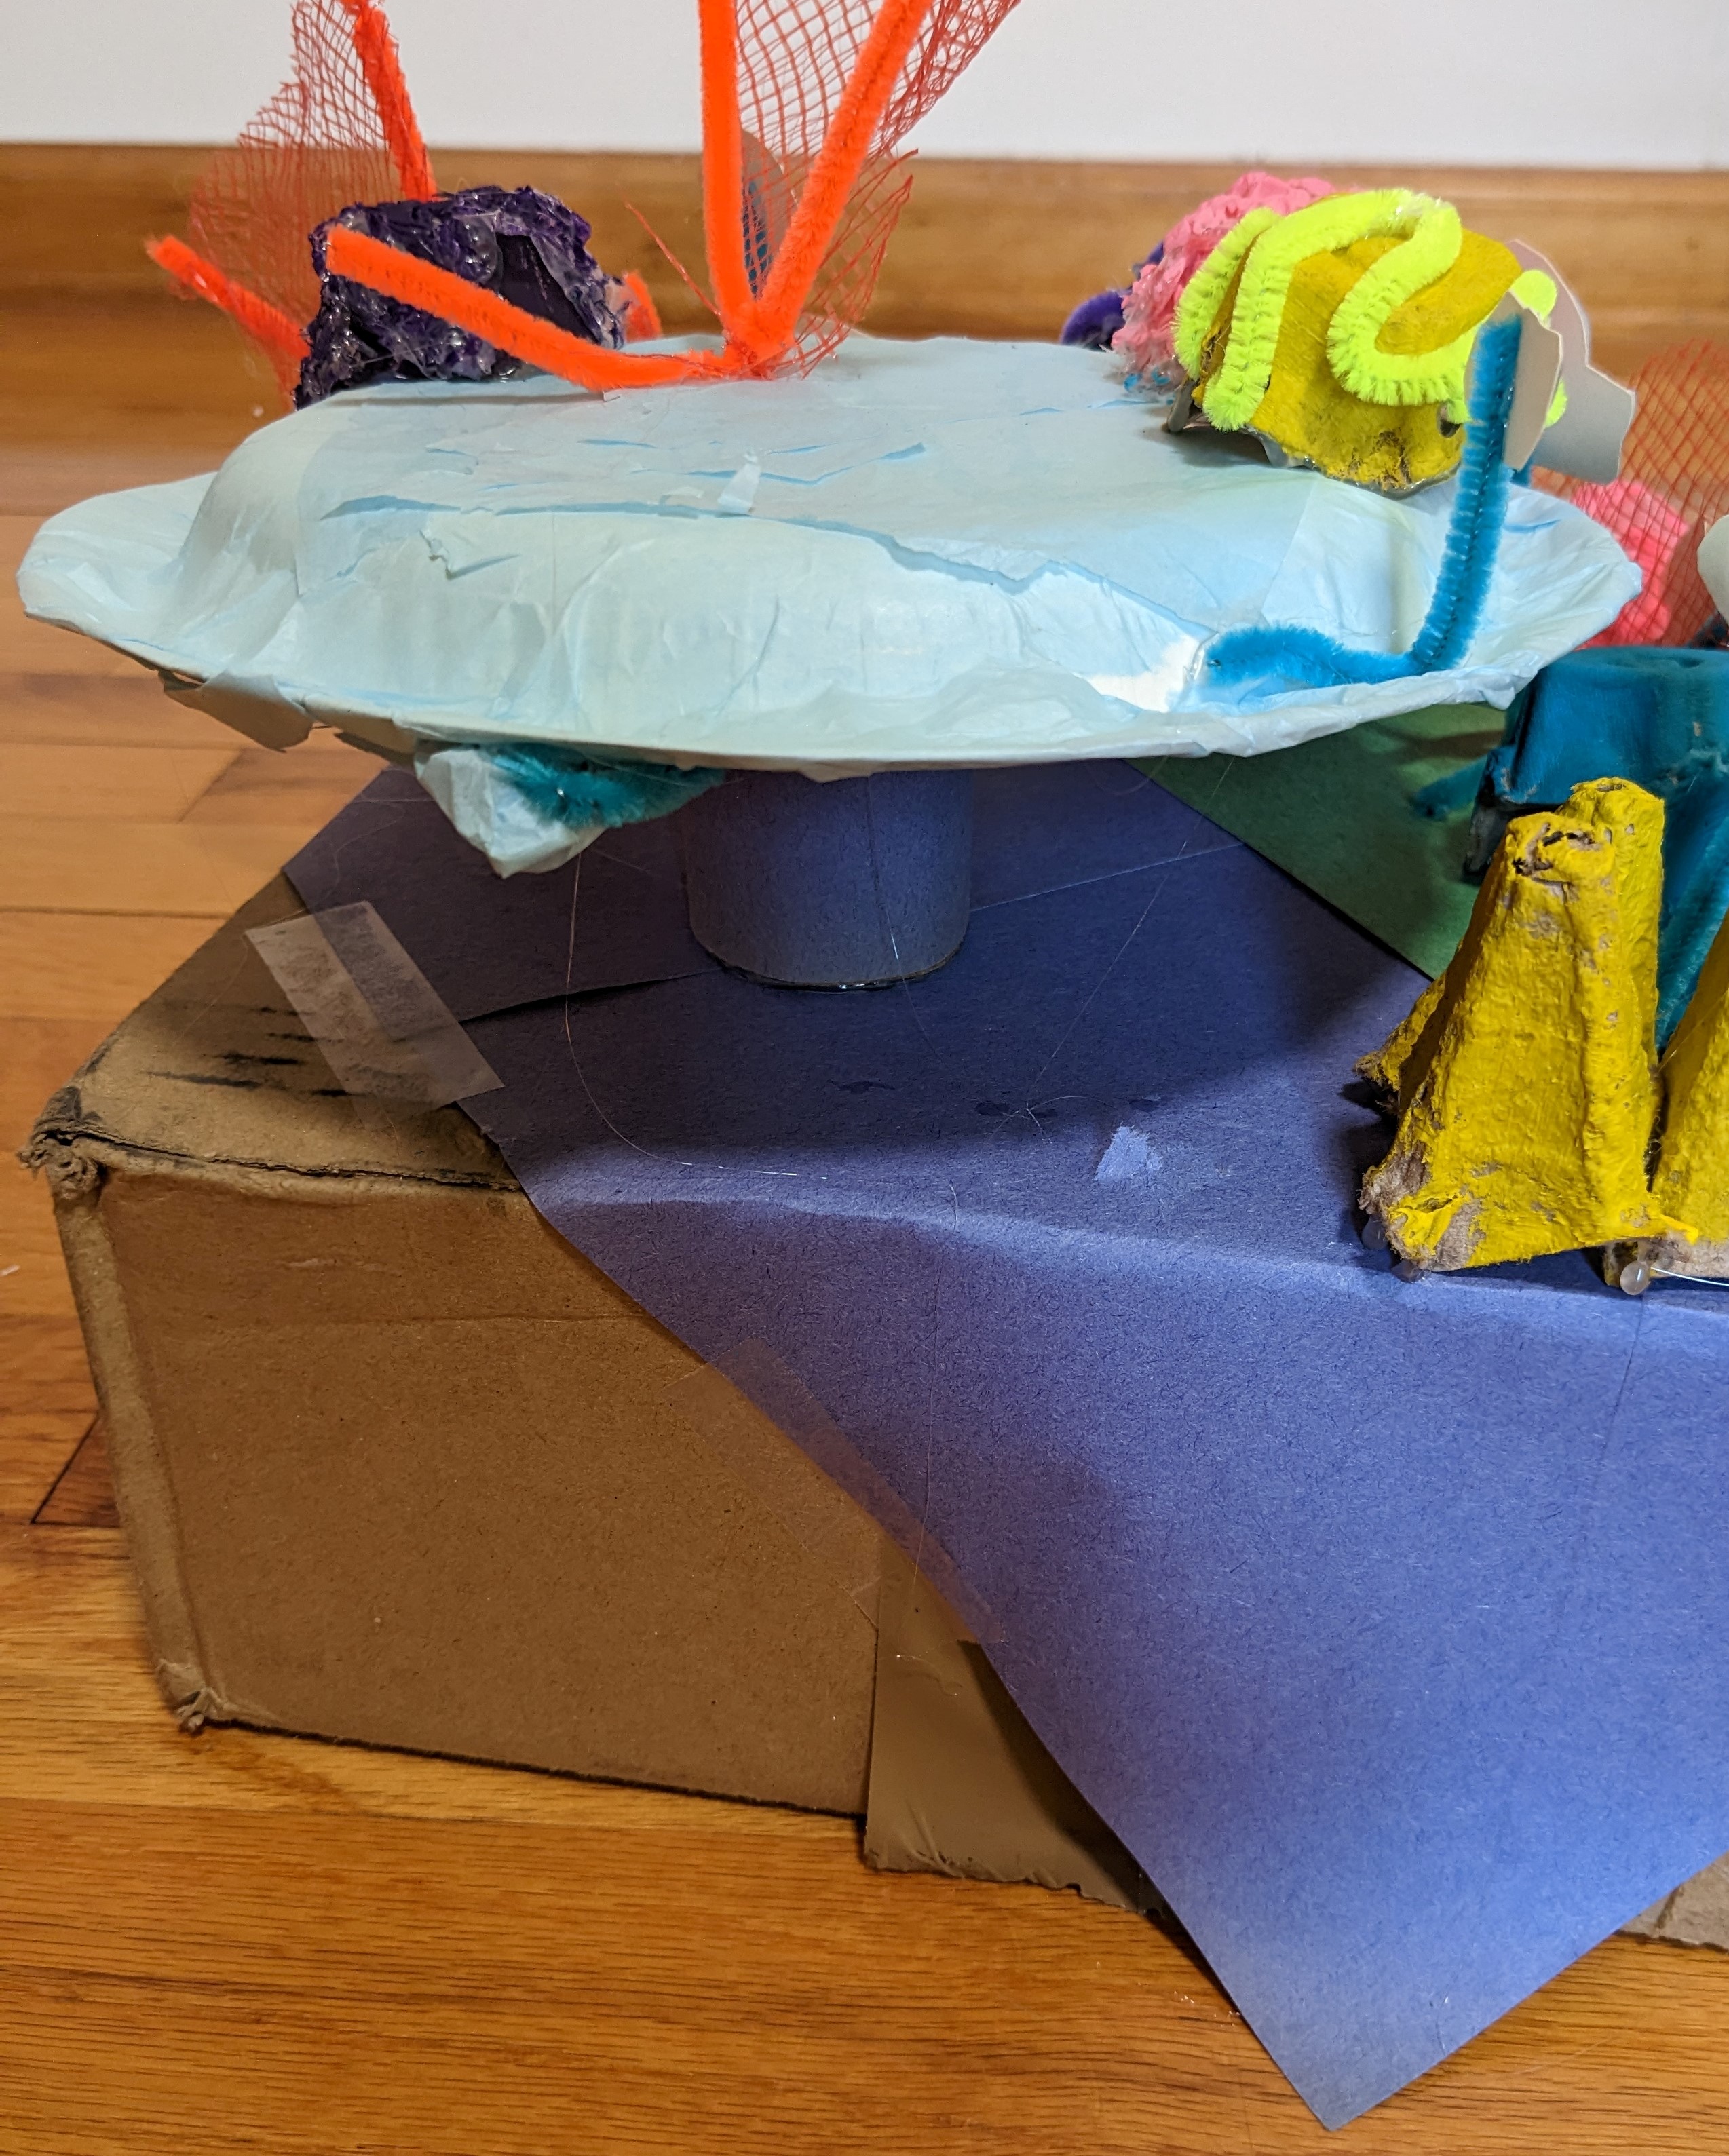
(1359, 777, 1686, 1271)
(1614, 904, 1729, 1291)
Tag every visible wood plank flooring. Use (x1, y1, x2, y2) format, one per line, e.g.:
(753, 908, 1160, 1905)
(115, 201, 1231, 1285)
(3, 184, 1729, 2153)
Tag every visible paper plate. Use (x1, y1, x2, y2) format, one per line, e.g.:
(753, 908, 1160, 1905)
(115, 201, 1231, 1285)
(20, 334, 1638, 775)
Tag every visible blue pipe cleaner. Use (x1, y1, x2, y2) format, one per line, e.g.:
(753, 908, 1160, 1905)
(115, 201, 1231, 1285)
(485, 743, 726, 831)
(1204, 311, 1524, 693)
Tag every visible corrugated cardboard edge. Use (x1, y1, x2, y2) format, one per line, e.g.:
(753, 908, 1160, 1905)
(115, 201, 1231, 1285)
(18, 862, 516, 1735)
(1625, 1863, 1729, 1947)
(26, 1124, 210, 1720)
(864, 1545, 1168, 1920)
(22, 1115, 518, 1733)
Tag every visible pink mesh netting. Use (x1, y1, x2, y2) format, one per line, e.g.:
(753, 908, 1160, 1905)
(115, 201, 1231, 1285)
(1542, 341, 1729, 646)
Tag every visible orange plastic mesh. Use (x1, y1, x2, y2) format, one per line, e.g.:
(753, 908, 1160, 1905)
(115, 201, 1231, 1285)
(178, 0, 434, 394)
(727, 0, 1023, 368)
(1542, 341, 1729, 646)
(157, 1, 1021, 402)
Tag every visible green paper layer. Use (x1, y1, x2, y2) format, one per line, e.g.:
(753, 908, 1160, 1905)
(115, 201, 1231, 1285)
(1139, 703, 1504, 980)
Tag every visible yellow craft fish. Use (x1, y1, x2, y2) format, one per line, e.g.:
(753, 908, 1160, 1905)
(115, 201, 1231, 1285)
(1173, 190, 1562, 493)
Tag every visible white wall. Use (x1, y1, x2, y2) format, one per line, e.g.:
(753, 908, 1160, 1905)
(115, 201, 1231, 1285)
(7, 0, 1728, 167)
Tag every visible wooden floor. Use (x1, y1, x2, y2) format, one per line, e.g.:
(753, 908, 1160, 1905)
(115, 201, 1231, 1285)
(5, 232, 1729, 2156)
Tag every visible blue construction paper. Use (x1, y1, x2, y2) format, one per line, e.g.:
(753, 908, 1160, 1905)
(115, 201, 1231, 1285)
(284, 765, 1729, 2128)
(285, 765, 708, 1020)
(288, 760, 1239, 1018)
(970, 756, 1236, 906)
(21, 336, 1637, 774)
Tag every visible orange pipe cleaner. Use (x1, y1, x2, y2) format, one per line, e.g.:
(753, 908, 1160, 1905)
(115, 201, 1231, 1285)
(698, 0, 760, 351)
(339, 0, 437, 199)
(749, 0, 932, 353)
(332, 0, 943, 387)
(146, 236, 311, 367)
(321, 226, 721, 391)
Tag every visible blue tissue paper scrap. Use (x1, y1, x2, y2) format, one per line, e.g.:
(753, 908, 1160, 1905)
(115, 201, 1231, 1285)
(287, 761, 1729, 2130)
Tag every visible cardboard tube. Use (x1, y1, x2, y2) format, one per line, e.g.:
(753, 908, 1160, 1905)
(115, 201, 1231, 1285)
(678, 771, 973, 988)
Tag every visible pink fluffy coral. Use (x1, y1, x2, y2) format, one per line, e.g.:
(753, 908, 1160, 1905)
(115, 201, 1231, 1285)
(1114, 170, 1334, 391)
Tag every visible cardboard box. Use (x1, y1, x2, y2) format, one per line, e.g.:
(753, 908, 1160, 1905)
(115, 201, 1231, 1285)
(28, 876, 1728, 1946)
(25, 875, 1156, 1914)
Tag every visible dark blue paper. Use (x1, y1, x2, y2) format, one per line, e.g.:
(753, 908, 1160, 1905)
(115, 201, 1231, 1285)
(681, 769, 975, 985)
(290, 761, 1234, 1020)
(286, 763, 1729, 2128)
(286, 765, 708, 1020)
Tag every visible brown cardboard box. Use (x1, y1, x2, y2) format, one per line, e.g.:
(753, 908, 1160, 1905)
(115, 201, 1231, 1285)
(27, 875, 1728, 1945)
(25, 874, 1156, 1913)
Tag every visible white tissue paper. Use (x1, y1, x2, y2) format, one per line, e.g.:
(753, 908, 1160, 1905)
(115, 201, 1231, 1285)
(18, 336, 1639, 774)
(414, 744, 602, 875)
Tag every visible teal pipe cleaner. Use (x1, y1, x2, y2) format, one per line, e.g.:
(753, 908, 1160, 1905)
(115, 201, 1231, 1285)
(485, 743, 726, 830)
(1204, 310, 1524, 691)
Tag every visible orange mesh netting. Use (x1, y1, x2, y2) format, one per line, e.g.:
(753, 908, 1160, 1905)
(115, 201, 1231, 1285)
(1542, 341, 1729, 646)
(322, 0, 1023, 393)
(155, 0, 1021, 401)
(151, 0, 433, 396)
(722, 0, 1023, 368)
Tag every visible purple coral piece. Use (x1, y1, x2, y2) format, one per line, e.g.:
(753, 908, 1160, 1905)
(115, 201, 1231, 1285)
(298, 185, 624, 407)
(1059, 243, 1162, 351)
(1060, 288, 1128, 351)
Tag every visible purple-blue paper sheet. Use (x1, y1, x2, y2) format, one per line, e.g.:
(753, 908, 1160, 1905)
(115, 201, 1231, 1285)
(288, 763, 1729, 2130)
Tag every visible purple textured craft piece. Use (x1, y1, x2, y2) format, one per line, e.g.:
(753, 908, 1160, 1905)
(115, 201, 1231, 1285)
(289, 761, 1729, 2125)
(1059, 286, 1128, 351)
(299, 185, 624, 406)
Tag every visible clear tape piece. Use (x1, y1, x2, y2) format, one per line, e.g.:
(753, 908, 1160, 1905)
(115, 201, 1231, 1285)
(246, 902, 501, 1106)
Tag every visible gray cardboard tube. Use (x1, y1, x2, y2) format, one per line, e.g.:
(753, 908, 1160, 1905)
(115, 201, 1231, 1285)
(678, 769, 974, 988)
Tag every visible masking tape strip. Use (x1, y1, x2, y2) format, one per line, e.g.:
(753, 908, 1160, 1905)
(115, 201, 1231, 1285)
(704, 1336, 1002, 1644)
(246, 902, 502, 1106)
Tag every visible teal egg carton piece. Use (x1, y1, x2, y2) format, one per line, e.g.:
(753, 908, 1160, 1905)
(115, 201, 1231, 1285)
(1468, 646, 1729, 1043)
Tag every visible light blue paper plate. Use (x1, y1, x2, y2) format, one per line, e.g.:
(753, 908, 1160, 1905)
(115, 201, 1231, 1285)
(19, 335, 1637, 776)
